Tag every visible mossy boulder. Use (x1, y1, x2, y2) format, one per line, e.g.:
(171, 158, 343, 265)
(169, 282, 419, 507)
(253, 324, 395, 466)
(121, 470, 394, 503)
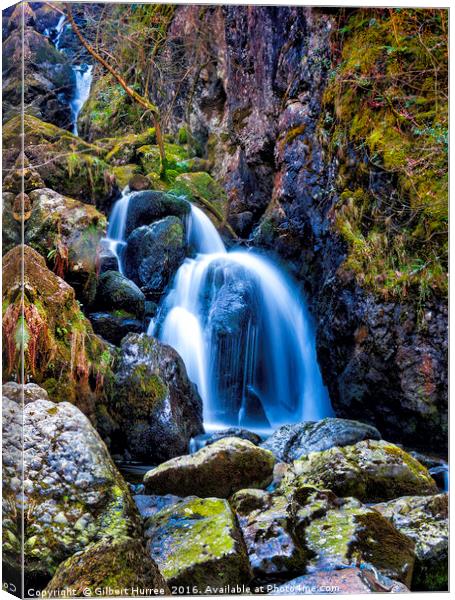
(112, 164, 140, 190)
(144, 437, 275, 498)
(2, 246, 112, 417)
(3, 115, 115, 206)
(144, 496, 252, 588)
(261, 418, 381, 462)
(283, 440, 438, 502)
(89, 312, 143, 347)
(124, 217, 186, 300)
(137, 142, 187, 174)
(124, 190, 190, 238)
(374, 494, 448, 591)
(104, 333, 203, 463)
(2, 396, 140, 584)
(25, 188, 107, 305)
(45, 537, 169, 597)
(93, 270, 145, 320)
(2, 192, 20, 254)
(230, 490, 309, 583)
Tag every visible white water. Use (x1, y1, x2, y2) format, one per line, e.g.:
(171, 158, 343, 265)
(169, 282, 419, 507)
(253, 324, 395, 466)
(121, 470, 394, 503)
(70, 65, 93, 136)
(54, 15, 66, 49)
(102, 188, 132, 275)
(150, 205, 332, 430)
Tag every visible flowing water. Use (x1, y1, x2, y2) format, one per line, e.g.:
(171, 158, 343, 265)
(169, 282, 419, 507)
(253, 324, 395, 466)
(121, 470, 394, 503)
(70, 64, 93, 135)
(149, 204, 332, 432)
(102, 188, 132, 275)
(53, 15, 66, 49)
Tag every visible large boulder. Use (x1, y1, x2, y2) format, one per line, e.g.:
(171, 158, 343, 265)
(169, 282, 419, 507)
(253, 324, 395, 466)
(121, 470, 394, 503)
(104, 333, 203, 463)
(374, 494, 448, 591)
(144, 437, 275, 498)
(261, 418, 381, 462)
(124, 217, 186, 299)
(144, 496, 252, 589)
(93, 270, 145, 319)
(2, 382, 49, 405)
(2, 246, 112, 416)
(2, 397, 140, 585)
(124, 190, 189, 238)
(25, 188, 107, 305)
(282, 440, 438, 503)
(191, 427, 262, 452)
(45, 537, 169, 597)
(89, 312, 143, 346)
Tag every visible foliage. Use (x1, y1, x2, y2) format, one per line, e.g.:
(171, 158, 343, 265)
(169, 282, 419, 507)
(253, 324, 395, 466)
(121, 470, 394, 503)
(322, 9, 448, 302)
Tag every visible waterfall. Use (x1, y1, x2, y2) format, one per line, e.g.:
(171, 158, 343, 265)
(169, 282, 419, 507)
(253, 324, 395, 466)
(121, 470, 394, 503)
(150, 205, 332, 432)
(70, 64, 93, 136)
(54, 15, 66, 49)
(102, 188, 132, 275)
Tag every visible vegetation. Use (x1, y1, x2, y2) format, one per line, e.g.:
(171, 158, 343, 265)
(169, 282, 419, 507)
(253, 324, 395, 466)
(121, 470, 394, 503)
(321, 9, 448, 303)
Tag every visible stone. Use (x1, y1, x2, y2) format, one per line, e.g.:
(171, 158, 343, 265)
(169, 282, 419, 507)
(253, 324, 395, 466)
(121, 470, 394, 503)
(124, 217, 186, 299)
(105, 333, 203, 463)
(283, 439, 438, 503)
(2, 246, 112, 416)
(133, 494, 182, 519)
(26, 188, 107, 305)
(261, 418, 381, 462)
(144, 496, 252, 588)
(374, 494, 448, 591)
(45, 537, 169, 596)
(190, 427, 262, 452)
(269, 567, 410, 594)
(2, 382, 49, 405)
(124, 190, 190, 238)
(129, 173, 152, 191)
(3, 398, 140, 583)
(144, 437, 275, 498)
(94, 270, 145, 319)
(89, 312, 144, 346)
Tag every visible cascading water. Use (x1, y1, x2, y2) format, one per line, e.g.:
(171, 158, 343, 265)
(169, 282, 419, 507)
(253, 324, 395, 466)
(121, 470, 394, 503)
(102, 188, 132, 275)
(70, 64, 93, 135)
(53, 15, 66, 49)
(150, 204, 332, 432)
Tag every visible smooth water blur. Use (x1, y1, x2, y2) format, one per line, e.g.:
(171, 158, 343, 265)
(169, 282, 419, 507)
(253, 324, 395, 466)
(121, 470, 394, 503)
(70, 65, 93, 135)
(102, 188, 131, 274)
(151, 204, 332, 430)
(54, 15, 66, 49)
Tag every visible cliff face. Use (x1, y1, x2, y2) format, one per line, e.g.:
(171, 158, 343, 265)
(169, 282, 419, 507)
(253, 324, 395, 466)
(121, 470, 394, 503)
(164, 5, 447, 452)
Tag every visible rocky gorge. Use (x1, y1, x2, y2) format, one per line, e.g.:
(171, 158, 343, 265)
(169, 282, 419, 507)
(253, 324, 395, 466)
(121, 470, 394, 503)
(2, 2, 448, 597)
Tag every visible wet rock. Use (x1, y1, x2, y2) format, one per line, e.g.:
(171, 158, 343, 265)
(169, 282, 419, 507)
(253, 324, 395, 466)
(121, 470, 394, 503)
(283, 440, 438, 503)
(94, 270, 145, 319)
(2, 192, 20, 253)
(3, 397, 140, 584)
(98, 242, 119, 274)
(124, 217, 186, 300)
(105, 333, 203, 463)
(261, 418, 381, 462)
(144, 496, 252, 588)
(2, 382, 49, 405)
(26, 188, 107, 305)
(192, 427, 262, 451)
(374, 494, 448, 591)
(230, 490, 308, 583)
(124, 190, 189, 238)
(270, 567, 410, 594)
(172, 172, 228, 231)
(2, 246, 112, 416)
(144, 437, 275, 498)
(89, 311, 143, 346)
(45, 537, 169, 596)
(133, 494, 182, 519)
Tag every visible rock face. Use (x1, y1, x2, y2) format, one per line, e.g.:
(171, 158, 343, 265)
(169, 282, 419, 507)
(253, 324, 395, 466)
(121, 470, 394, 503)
(104, 333, 203, 462)
(2, 397, 140, 584)
(45, 537, 169, 596)
(2, 246, 112, 416)
(374, 494, 448, 591)
(124, 217, 186, 300)
(144, 496, 252, 588)
(283, 440, 438, 503)
(25, 188, 107, 304)
(261, 418, 381, 462)
(144, 437, 275, 498)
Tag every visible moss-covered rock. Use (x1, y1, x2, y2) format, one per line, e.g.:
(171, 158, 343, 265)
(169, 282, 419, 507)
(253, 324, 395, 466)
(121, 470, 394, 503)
(2, 245, 113, 416)
(283, 440, 438, 502)
(137, 142, 187, 174)
(144, 437, 275, 498)
(45, 537, 169, 596)
(2, 396, 140, 584)
(104, 333, 203, 463)
(124, 190, 190, 238)
(89, 312, 143, 347)
(93, 270, 145, 320)
(25, 188, 107, 305)
(144, 496, 252, 588)
(374, 494, 448, 591)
